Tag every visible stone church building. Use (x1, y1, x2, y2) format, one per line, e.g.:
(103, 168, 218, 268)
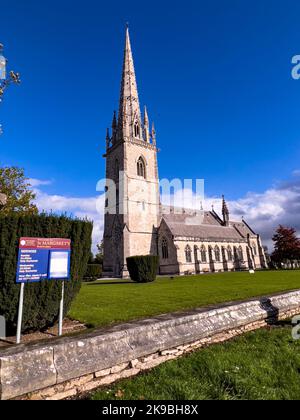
(103, 28, 267, 278)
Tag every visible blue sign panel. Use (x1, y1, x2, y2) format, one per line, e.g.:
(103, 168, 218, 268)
(17, 248, 50, 283)
(16, 238, 71, 284)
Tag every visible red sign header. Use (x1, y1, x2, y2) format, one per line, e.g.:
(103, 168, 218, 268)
(19, 238, 71, 250)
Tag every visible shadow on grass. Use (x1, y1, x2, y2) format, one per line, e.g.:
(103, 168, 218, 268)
(270, 319, 293, 328)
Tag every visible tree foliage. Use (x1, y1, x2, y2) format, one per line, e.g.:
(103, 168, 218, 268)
(94, 240, 104, 265)
(126, 255, 159, 283)
(272, 225, 300, 263)
(84, 264, 102, 282)
(0, 167, 38, 215)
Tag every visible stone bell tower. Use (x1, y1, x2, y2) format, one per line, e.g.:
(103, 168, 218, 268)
(102, 27, 160, 278)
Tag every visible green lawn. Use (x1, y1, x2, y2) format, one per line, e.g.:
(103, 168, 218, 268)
(70, 270, 300, 328)
(90, 323, 300, 400)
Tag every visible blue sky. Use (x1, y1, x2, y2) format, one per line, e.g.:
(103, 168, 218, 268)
(1, 0, 300, 248)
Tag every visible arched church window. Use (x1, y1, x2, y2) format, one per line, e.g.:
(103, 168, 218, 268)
(194, 246, 199, 262)
(200, 245, 207, 263)
(227, 246, 233, 261)
(238, 246, 244, 261)
(137, 157, 146, 178)
(185, 245, 192, 263)
(134, 121, 140, 138)
(215, 246, 221, 262)
(221, 246, 226, 261)
(252, 243, 257, 256)
(162, 238, 168, 260)
(208, 246, 213, 262)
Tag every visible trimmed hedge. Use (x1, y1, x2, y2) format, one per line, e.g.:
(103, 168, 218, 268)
(83, 264, 102, 282)
(126, 255, 159, 283)
(0, 213, 93, 334)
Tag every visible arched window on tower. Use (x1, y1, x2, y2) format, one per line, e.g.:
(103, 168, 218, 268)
(134, 121, 140, 138)
(215, 246, 221, 262)
(200, 245, 207, 263)
(137, 157, 146, 178)
(162, 238, 168, 260)
(185, 245, 192, 263)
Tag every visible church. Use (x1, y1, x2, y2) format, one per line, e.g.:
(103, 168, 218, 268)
(102, 28, 267, 278)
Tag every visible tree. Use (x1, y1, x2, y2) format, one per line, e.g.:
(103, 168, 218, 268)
(0, 167, 38, 215)
(272, 225, 300, 266)
(94, 240, 104, 265)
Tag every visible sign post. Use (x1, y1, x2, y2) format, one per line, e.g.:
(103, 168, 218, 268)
(16, 238, 71, 344)
(16, 283, 25, 344)
(59, 281, 65, 337)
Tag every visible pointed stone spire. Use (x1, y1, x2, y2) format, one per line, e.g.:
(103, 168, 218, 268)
(106, 128, 111, 150)
(222, 195, 230, 226)
(144, 106, 149, 127)
(151, 122, 156, 145)
(112, 110, 117, 129)
(143, 106, 150, 142)
(118, 26, 142, 141)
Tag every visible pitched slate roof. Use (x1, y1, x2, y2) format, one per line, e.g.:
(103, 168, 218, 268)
(230, 221, 255, 238)
(161, 209, 255, 241)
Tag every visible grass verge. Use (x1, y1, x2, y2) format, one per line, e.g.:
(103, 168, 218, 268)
(90, 321, 300, 400)
(70, 270, 300, 328)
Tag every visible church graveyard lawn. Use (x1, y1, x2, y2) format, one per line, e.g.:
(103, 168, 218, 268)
(70, 270, 300, 328)
(90, 322, 300, 400)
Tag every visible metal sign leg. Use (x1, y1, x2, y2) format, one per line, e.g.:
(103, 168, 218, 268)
(58, 281, 65, 336)
(16, 282, 25, 344)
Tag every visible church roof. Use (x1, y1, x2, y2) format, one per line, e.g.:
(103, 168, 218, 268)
(161, 210, 255, 241)
(230, 221, 255, 237)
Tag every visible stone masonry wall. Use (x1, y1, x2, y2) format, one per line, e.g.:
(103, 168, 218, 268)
(0, 290, 299, 400)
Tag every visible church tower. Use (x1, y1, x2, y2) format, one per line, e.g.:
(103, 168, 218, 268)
(102, 28, 160, 278)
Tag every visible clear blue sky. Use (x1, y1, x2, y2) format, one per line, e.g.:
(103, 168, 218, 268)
(1, 0, 300, 200)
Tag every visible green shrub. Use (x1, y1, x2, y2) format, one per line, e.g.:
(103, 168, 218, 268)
(0, 213, 93, 334)
(126, 255, 159, 283)
(84, 264, 102, 282)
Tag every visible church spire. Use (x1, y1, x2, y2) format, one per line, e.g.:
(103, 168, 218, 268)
(151, 122, 156, 145)
(143, 106, 150, 142)
(118, 26, 142, 141)
(222, 195, 230, 226)
(106, 128, 111, 149)
(112, 111, 117, 144)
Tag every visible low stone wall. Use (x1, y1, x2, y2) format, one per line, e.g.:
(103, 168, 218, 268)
(0, 290, 299, 400)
